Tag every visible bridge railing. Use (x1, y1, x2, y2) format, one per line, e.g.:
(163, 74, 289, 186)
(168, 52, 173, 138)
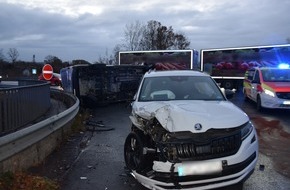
(0, 79, 51, 135)
(0, 88, 79, 173)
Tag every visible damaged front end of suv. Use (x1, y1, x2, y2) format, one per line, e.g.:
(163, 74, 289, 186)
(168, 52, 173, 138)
(124, 70, 258, 190)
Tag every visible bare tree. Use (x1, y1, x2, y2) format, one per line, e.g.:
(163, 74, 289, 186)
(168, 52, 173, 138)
(96, 48, 115, 65)
(172, 32, 191, 50)
(140, 20, 190, 50)
(44, 55, 63, 72)
(113, 44, 122, 64)
(0, 49, 5, 75)
(0, 49, 5, 61)
(156, 25, 175, 49)
(140, 20, 160, 50)
(112, 20, 191, 62)
(71, 59, 91, 65)
(7, 48, 19, 63)
(124, 20, 145, 51)
(44, 55, 60, 64)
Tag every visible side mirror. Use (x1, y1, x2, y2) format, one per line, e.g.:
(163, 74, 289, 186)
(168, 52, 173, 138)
(130, 93, 137, 107)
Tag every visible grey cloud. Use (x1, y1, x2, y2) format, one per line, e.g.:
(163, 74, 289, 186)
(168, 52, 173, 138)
(0, 0, 290, 62)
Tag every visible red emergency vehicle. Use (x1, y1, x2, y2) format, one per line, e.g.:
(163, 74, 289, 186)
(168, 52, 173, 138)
(243, 64, 290, 111)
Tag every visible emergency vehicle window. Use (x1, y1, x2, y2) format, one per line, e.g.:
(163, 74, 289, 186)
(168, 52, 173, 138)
(262, 69, 290, 82)
(246, 70, 255, 81)
(253, 71, 260, 83)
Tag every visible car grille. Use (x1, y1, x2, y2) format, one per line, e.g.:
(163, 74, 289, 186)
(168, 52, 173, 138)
(276, 92, 290, 100)
(161, 131, 242, 162)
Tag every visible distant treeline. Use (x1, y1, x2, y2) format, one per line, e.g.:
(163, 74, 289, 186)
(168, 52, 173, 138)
(0, 59, 90, 79)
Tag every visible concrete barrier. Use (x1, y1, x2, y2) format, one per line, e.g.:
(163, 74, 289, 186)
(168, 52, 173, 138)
(0, 89, 79, 173)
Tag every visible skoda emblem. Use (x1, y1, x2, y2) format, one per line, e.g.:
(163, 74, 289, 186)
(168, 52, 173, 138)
(194, 123, 202, 130)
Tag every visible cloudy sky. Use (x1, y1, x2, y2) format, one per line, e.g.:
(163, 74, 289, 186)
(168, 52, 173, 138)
(0, 0, 290, 63)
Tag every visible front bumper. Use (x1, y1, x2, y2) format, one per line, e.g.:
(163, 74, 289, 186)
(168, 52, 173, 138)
(260, 93, 290, 109)
(131, 129, 258, 190)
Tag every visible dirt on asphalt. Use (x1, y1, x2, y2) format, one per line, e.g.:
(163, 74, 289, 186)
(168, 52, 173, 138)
(251, 116, 290, 178)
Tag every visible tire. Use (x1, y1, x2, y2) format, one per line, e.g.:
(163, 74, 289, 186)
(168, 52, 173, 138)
(223, 81, 234, 89)
(124, 132, 147, 171)
(256, 95, 264, 112)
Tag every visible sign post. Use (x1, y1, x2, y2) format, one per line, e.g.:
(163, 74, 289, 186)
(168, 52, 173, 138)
(42, 64, 53, 80)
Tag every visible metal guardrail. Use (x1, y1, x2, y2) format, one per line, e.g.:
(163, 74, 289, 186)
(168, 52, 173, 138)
(0, 89, 79, 172)
(0, 79, 51, 135)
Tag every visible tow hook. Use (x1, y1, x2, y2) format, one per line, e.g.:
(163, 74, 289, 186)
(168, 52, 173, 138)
(170, 163, 181, 188)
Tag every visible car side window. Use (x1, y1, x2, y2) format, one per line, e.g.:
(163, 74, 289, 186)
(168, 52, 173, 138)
(252, 70, 260, 83)
(245, 70, 255, 81)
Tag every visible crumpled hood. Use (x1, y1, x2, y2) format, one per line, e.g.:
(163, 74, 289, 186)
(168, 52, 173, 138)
(132, 101, 249, 133)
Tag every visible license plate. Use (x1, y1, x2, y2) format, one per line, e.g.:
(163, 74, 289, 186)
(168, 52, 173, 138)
(177, 161, 222, 176)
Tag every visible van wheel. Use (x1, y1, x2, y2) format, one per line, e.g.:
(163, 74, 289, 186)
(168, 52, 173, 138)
(223, 81, 233, 89)
(124, 132, 146, 171)
(257, 96, 264, 112)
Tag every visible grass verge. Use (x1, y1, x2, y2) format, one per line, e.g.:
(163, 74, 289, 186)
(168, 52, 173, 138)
(0, 171, 59, 190)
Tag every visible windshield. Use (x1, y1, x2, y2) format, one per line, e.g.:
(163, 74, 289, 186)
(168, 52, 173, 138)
(262, 69, 290, 82)
(138, 76, 225, 101)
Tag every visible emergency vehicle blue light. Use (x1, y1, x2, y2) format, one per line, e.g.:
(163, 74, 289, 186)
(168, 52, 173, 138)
(278, 63, 289, 69)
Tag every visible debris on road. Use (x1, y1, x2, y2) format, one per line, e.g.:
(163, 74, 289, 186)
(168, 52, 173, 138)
(84, 119, 115, 132)
(259, 165, 265, 171)
(251, 116, 290, 178)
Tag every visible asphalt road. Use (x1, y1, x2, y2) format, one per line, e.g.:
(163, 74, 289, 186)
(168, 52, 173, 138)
(61, 102, 146, 190)
(45, 89, 290, 190)
(231, 90, 290, 190)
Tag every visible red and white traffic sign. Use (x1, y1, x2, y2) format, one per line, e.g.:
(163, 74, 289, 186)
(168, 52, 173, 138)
(42, 64, 53, 80)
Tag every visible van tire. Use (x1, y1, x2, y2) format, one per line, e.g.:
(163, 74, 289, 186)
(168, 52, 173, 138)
(257, 95, 264, 112)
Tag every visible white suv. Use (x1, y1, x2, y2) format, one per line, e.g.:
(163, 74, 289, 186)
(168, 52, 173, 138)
(124, 70, 258, 190)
